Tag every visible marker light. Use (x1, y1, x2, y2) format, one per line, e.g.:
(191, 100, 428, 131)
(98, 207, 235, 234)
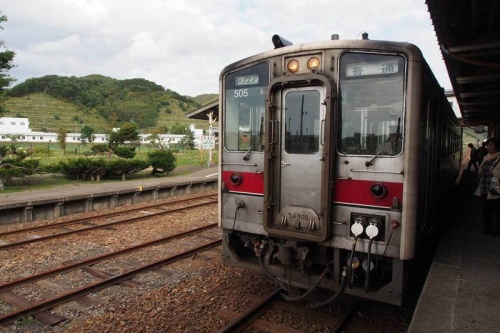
(307, 57, 320, 70)
(287, 59, 299, 73)
(370, 183, 387, 199)
(230, 173, 243, 185)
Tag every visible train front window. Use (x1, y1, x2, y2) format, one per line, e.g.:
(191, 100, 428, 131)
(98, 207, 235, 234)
(224, 62, 269, 152)
(338, 53, 405, 156)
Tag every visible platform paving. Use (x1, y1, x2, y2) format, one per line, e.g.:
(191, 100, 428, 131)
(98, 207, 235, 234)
(409, 171, 500, 332)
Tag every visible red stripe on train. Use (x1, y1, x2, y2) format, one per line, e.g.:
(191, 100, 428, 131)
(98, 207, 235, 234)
(222, 171, 264, 194)
(333, 179, 403, 208)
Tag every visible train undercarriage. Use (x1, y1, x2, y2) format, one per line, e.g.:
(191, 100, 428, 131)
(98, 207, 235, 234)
(222, 229, 407, 305)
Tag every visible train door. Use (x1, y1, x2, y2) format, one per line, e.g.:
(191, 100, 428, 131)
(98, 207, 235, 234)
(263, 82, 331, 242)
(278, 87, 326, 234)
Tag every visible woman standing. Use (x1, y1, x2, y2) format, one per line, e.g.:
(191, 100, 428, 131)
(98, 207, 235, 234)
(474, 137, 500, 236)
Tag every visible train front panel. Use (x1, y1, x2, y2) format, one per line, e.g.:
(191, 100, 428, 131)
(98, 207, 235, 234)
(219, 39, 453, 305)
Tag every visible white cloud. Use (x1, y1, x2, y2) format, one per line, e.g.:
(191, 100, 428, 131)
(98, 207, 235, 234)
(2, 0, 451, 96)
(29, 34, 82, 53)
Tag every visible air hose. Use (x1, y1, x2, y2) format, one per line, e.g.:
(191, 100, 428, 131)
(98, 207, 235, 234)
(364, 222, 379, 293)
(348, 221, 364, 288)
(365, 238, 374, 293)
(348, 237, 358, 289)
(313, 266, 347, 308)
(258, 241, 279, 283)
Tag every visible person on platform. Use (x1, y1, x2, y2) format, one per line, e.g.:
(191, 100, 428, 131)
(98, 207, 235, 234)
(466, 143, 479, 172)
(477, 141, 488, 164)
(474, 137, 500, 236)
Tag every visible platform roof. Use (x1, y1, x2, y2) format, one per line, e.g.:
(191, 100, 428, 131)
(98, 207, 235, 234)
(426, 0, 500, 127)
(185, 100, 218, 121)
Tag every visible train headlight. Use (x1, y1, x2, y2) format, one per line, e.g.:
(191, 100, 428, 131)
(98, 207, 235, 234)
(307, 57, 320, 70)
(287, 59, 300, 73)
(370, 183, 387, 199)
(229, 172, 243, 185)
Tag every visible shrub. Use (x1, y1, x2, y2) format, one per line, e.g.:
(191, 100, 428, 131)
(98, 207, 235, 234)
(106, 159, 150, 180)
(59, 158, 106, 180)
(112, 146, 136, 159)
(0, 159, 40, 184)
(90, 144, 108, 155)
(147, 150, 176, 175)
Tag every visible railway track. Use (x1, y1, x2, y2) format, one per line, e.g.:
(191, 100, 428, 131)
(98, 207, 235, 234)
(0, 192, 217, 250)
(1, 190, 412, 332)
(0, 224, 221, 326)
(217, 288, 358, 333)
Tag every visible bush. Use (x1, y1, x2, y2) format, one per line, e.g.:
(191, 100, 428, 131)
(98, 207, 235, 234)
(90, 144, 108, 155)
(106, 159, 150, 180)
(39, 163, 61, 174)
(147, 150, 176, 175)
(0, 145, 39, 187)
(0, 159, 40, 183)
(59, 158, 106, 180)
(112, 146, 136, 159)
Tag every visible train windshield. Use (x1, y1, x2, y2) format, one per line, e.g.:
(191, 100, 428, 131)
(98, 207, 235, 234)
(224, 62, 269, 152)
(338, 53, 405, 156)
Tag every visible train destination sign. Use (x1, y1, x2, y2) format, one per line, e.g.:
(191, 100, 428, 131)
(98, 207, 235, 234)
(235, 74, 259, 86)
(346, 60, 399, 77)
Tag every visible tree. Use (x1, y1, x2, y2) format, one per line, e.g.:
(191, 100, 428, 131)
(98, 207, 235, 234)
(184, 131, 195, 150)
(107, 122, 140, 159)
(57, 128, 67, 153)
(81, 125, 96, 143)
(170, 122, 189, 134)
(149, 127, 168, 149)
(0, 13, 17, 116)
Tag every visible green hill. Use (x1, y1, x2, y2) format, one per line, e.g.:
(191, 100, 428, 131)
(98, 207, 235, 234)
(1, 74, 218, 134)
(3, 93, 109, 132)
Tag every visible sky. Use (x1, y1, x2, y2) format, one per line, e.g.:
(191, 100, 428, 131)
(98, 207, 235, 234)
(1, 0, 452, 98)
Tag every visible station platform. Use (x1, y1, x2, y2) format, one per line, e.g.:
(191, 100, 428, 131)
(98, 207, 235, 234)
(409, 171, 500, 332)
(0, 165, 218, 206)
(0, 166, 218, 224)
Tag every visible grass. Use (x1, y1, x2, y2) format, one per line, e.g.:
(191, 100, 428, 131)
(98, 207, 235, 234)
(3, 92, 212, 133)
(2, 143, 218, 193)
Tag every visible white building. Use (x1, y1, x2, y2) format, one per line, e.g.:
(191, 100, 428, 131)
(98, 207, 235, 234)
(0, 117, 31, 134)
(0, 117, 203, 147)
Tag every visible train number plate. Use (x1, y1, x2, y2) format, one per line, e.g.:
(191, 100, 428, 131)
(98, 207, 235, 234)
(278, 205, 320, 231)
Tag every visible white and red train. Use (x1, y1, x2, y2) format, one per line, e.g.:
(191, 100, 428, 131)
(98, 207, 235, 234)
(218, 35, 461, 305)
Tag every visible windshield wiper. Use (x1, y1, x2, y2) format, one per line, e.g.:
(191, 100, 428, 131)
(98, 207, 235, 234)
(243, 139, 259, 161)
(365, 118, 401, 167)
(243, 116, 264, 161)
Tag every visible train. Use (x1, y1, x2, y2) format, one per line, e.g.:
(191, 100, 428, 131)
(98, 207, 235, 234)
(218, 34, 461, 306)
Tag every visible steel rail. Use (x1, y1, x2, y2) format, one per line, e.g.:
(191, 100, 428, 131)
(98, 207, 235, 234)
(0, 239, 222, 326)
(0, 198, 217, 250)
(0, 223, 217, 293)
(218, 287, 283, 333)
(330, 302, 357, 333)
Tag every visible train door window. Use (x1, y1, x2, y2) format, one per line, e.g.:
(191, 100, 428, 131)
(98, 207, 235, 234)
(223, 62, 269, 152)
(338, 52, 405, 156)
(284, 90, 321, 154)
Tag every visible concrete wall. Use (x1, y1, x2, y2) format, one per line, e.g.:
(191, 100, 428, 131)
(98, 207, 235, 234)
(0, 178, 217, 225)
